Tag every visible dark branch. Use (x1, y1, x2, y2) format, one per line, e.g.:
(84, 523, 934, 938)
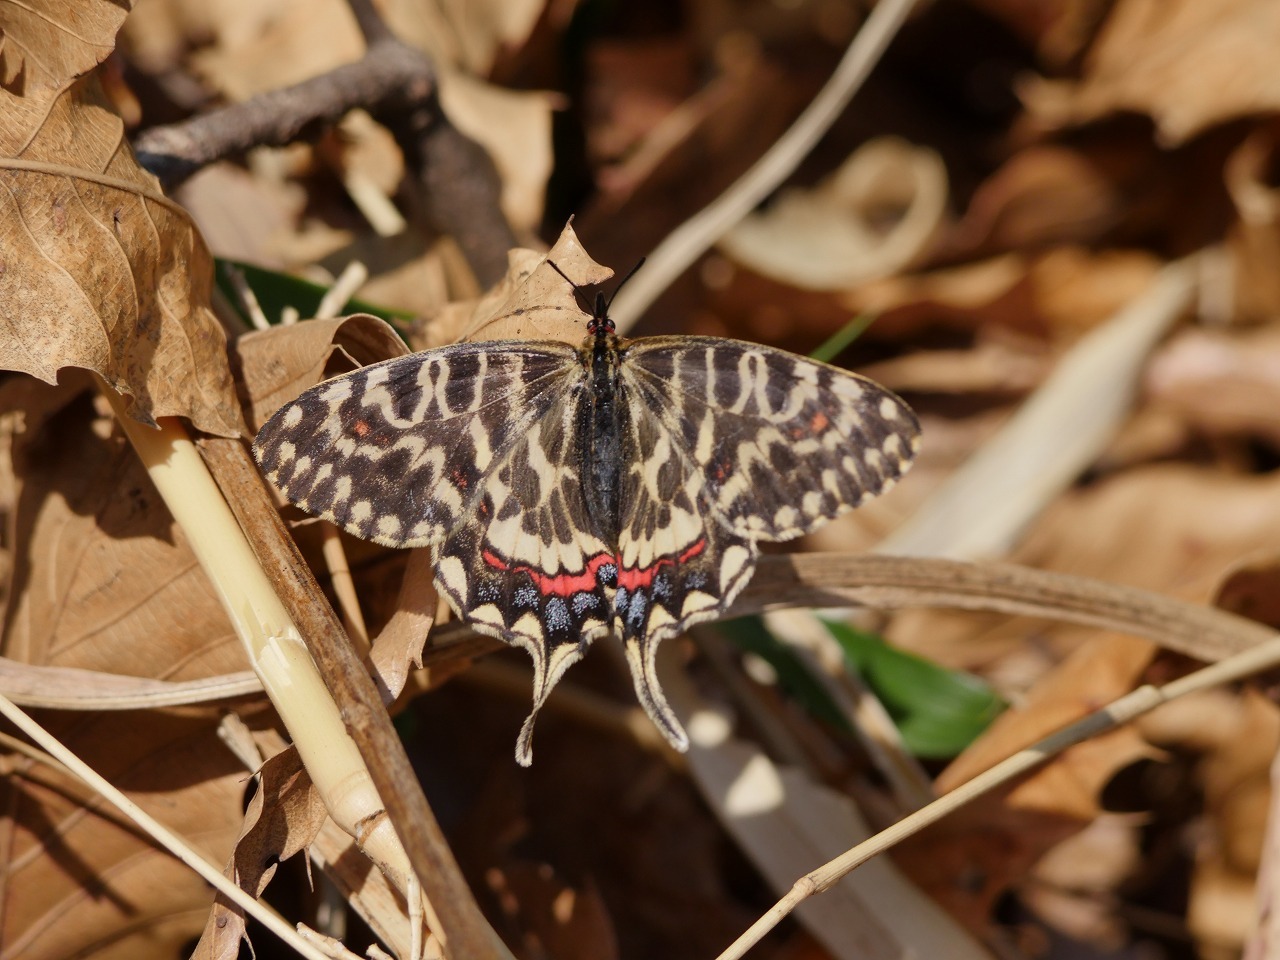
(134, 31, 516, 286)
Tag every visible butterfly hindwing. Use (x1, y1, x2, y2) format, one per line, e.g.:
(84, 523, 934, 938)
(607, 378, 759, 749)
(432, 388, 618, 765)
(254, 341, 581, 548)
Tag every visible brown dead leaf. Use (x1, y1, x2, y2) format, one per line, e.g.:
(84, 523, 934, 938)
(234, 314, 409, 432)
(0, 2, 133, 95)
(1, 375, 245, 680)
(937, 635, 1161, 802)
(1226, 125, 1280, 324)
(462, 220, 611, 344)
(718, 137, 949, 290)
(1022, 0, 1280, 145)
(0, 706, 250, 959)
(0, 76, 244, 437)
(193, 745, 328, 960)
(1145, 327, 1280, 447)
(369, 547, 438, 703)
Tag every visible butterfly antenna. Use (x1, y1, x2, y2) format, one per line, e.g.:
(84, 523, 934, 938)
(606, 257, 646, 312)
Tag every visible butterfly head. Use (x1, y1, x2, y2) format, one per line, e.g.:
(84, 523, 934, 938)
(548, 256, 643, 341)
(586, 291, 615, 338)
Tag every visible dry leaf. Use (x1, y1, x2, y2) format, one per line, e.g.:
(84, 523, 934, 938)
(0, 76, 244, 436)
(462, 220, 611, 343)
(1022, 0, 1280, 145)
(718, 137, 948, 291)
(1, 376, 244, 680)
(0, 1, 133, 95)
(0, 707, 250, 958)
(368, 547, 438, 702)
(193, 745, 328, 960)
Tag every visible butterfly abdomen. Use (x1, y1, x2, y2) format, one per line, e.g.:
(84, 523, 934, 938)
(579, 334, 627, 544)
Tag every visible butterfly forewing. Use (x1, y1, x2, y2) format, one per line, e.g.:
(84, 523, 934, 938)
(254, 342, 581, 548)
(622, 336, 920, 541)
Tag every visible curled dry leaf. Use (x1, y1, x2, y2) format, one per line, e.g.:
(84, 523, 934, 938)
(1022, 0, 1280, 145)
(0, 1, 133, 94)
(718, 137, 948, 291)
(462, 220, 613, 343)
(193, 744, 329, 960)
(0, 76, 244, 436)
(1226, 126, 1280, 324)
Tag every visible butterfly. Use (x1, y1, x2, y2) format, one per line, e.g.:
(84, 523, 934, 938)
(253, 262, 919, 764)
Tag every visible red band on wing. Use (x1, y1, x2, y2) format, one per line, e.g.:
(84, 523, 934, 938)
(482, 537, 707, 597)
(616, 537, 706, 591)
(483, 549, 615, 598)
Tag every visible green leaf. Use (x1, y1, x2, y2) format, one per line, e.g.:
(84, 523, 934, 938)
(215, 259, 412, 330)
(822, 619, 1005, 758)
(716, 618, 852, 733)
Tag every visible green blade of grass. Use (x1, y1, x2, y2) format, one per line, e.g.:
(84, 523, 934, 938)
(822, 618, 1005, 759)
(216, 259, 413, 329)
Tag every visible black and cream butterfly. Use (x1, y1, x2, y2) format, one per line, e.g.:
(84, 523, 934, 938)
(254, 268, 920, 765)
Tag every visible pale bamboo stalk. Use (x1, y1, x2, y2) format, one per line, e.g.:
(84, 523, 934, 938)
(97, 384, 416, 905)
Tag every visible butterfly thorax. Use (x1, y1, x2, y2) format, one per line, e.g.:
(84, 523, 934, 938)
(577, 300, 627, 549)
